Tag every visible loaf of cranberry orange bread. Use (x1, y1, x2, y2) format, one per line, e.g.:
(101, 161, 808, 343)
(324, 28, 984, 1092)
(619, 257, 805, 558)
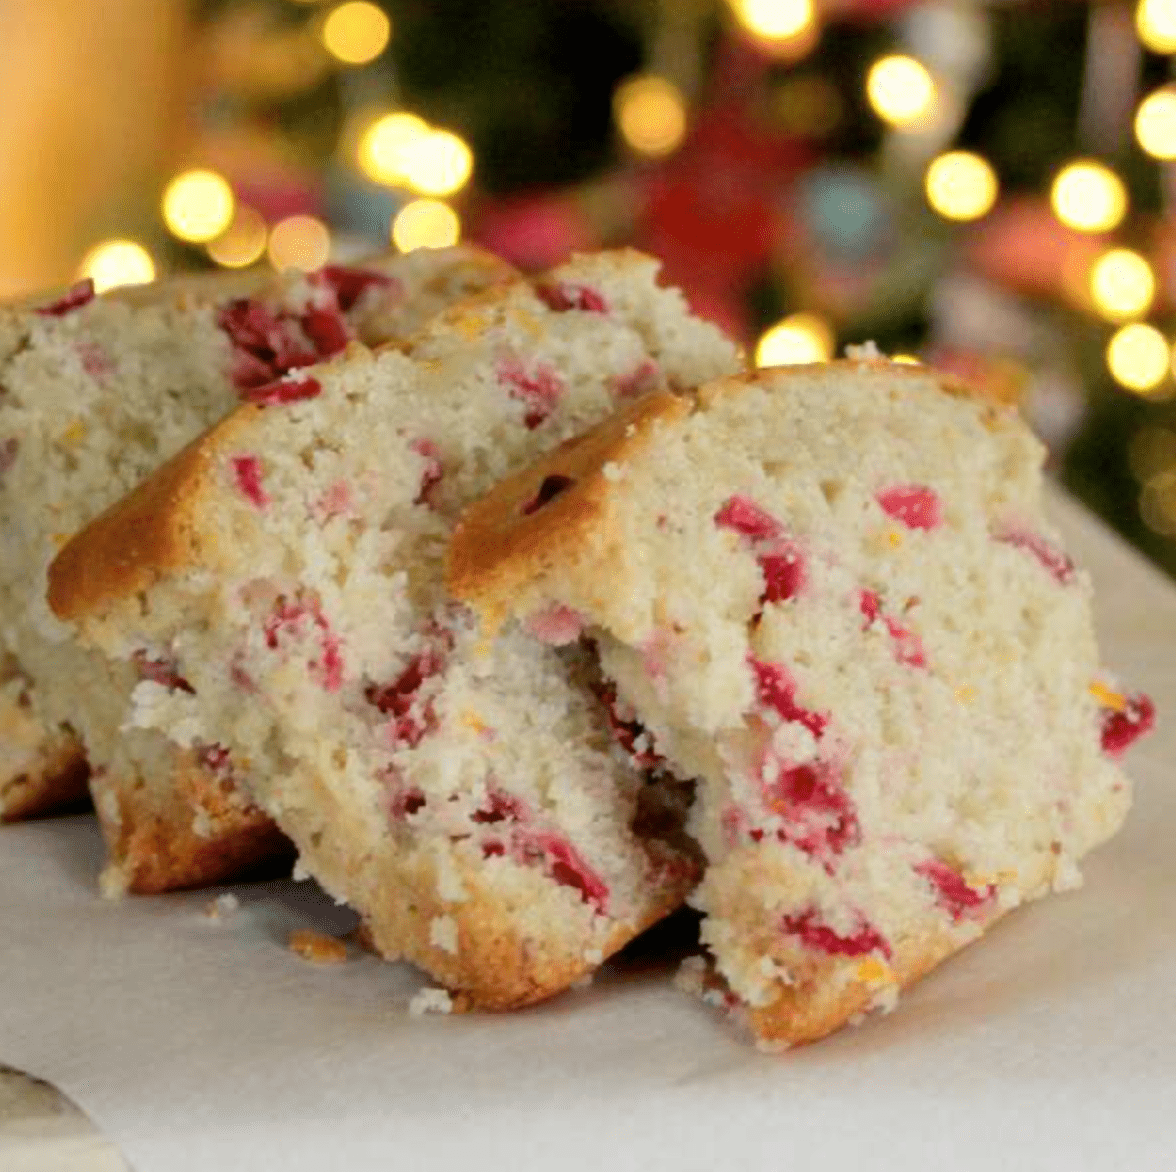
(447, 361, 1154, 1044)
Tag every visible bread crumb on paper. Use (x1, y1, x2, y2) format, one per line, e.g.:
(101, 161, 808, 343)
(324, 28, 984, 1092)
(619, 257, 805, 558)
(288, 929, 349, 964)
(203, 893, 240, 921)
(409, 987, 454, 1016)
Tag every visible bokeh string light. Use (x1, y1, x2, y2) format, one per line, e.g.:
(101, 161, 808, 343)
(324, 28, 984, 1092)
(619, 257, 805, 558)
(392, 199, 461, 251)
(1140, 470, 1176, 535)
(755, 313, 834, 366)
(358, 113, 430, 185)
(79, 240, 156, 292)
(1134, 87, 1176, 160)
(924, 151, 999, 221)
(614, 75, 688, 158)
(1106, 322, 1169, 394)
(162, 169, 235, 244)
(321, 1, 391, 66)
(727, 0, 815, 44)
(1050, 161, 1127, 233)
(1136, 0, 1176, 53)
(1089, 249, 1156, 321)
(268, 214, 331, 271)
(392, 129, 473, 197)
(207, 206, 268, 269)
(866, 55, 937, 129)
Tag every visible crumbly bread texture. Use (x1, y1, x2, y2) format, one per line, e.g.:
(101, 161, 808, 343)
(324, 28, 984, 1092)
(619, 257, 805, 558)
(0, 246, 512, 899)
(49, 251, 742, 1005)
(448, 362, 1155, 1045)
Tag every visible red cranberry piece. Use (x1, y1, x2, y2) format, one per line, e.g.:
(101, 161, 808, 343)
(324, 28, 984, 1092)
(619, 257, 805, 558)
(264, 597, 344, 693)
(782, 908, 892, 960)
(758, 545, 805, 605)
(915, 859, 995, 922)
(300, 308, 350, 358)
(240, 376, 323, 406)
(472, 787, 529, 824)
(749, 658, 827, 739)
(231, 456, 269, 508)
(318, 265, 400, 312)
(218, 299, 281, 354)
(497, 358, 565, 429)
(876, 484, 942, 531)
(594, 682, 664, 769)
(366, 634, 450, 748)
(228, 349, 278, 391)
(714, 495, 783, 542)
(761, 756, 860, 857)
(0, 438, 18, 482)
(533, 832, 609, 913)
(131, 650, 194, 694)
(36, 279, 95, 317)
(411, 438, 443, 506)
(611, 358, 659, 399)
(1100, 692, 1156, 757)
(996, 528, 1076, 585)
(195, 743, 233, 776)
(858, 591, 926, 668)
(390, 786, 427, 820)
(536, 282, 608, 313)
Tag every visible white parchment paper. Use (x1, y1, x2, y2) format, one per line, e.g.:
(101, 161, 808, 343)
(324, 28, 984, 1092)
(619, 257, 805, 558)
(2, 490, 1174, 1171)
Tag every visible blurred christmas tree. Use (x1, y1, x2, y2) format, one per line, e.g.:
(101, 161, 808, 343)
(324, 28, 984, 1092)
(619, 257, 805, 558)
(22, 0, 1176, 576)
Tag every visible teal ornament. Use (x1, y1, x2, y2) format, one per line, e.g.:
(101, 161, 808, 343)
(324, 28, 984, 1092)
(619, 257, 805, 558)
(798, 167, 891, 261)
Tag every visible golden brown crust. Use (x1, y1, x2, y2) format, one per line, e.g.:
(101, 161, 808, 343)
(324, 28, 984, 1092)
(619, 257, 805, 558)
(446, 390, 689, 631)
(46, 405, 268, 623)
(744, 923, 987, 1046)
(95, 753, 292, 895)
(369, 854, 694, 1012)
(0, 738, 90, 821)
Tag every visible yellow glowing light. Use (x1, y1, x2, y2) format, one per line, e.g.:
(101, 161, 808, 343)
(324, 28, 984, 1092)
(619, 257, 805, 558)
(206, 205, 268, 269)
(1137, 0, 1176, 53)
(755, 313, 834, 367)
(391, 129, 474, 197)
(1140, 470, 1176, 535)
(321, 1, 391, 65)
(78, 239, 156, 293)
(924, 151, 999, 222)
(1050, 161, 1128, 233)
(162, 169, 235, 245)
(1135, 88, 1176, 159)
(357, 112, 429, 184)
(891, 354, 921, 364)
(613, 75, 688, 158)
(1107, 323, 1169, 393)
(1089, 249, 1156, 321)
(1129, 425, 1176, 482)
(730, 0, 815, 41)
(267, 214, 330, 272)
(392, 199, 461, 252)
(866, 55, 937, 129)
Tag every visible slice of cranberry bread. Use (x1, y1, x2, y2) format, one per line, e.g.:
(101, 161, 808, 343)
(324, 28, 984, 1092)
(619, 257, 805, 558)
(447, 361, 1155, 1044)
(48, 251, 742, 1006)
(0, 246, 511, 897)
